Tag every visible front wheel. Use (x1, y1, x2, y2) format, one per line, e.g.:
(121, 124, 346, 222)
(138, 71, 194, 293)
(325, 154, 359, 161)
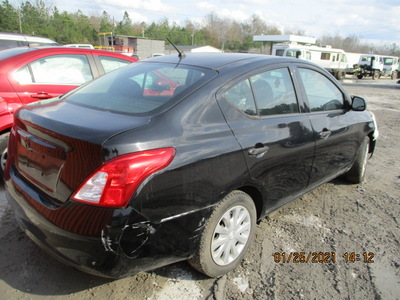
(188, 190, 256, 277)
(344, 137, 369, 184)
(373, 70, 380, 80)
(357, 74, 364, 79)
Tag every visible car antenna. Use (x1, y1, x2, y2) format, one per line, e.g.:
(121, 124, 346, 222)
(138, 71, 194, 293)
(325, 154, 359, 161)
(22, 33, 30, 48)
(166, 37, 184, 59)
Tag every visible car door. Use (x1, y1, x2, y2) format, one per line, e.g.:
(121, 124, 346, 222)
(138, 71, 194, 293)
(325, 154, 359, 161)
(217, 66, 315, 214)
(296, 66, 360, 188)
(10, 54, 96, 104)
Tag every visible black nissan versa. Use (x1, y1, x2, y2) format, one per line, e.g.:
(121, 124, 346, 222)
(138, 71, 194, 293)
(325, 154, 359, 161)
(4, 53, 378, 278)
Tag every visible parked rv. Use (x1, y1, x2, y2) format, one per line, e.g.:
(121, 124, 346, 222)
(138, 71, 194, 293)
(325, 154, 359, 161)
(272, 44, 348, 80)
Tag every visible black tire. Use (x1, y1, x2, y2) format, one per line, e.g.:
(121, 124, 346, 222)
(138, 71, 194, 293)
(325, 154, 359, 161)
(335, 70, 345, 80)
(391, 71, 398, 80)
(345, 137, 369, 184)
(188, 190, 256, 277)
(373, 70, 380, 80)
(0, 132, 9, 180)
(357, 74, 363, 79)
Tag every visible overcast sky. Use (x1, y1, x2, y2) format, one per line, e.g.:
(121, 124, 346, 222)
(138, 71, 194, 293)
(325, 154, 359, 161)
(11, 0, 400, 44)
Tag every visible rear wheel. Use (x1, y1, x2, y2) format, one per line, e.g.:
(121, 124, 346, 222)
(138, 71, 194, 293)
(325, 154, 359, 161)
(0, 132, 9, 179)
(344, 137, 369, 184)
(335, 70, 345, 80)
(188, 190, 256, 277)
(357, 74, 363, 79)
(391, 71, 398, 80)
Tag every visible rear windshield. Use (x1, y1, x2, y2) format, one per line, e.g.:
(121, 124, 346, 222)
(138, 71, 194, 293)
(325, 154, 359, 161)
(65, 61, 216, 115)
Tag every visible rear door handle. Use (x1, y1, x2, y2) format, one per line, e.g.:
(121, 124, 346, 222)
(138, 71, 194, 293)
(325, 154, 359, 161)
(319, 129, 332, 139)
(248, 145, 269, 158)
(31, 92, 53, 99)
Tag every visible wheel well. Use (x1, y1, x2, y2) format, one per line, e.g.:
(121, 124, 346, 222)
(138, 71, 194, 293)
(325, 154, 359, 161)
(0, 128, 11, 136)
(237, 186, 264, 220)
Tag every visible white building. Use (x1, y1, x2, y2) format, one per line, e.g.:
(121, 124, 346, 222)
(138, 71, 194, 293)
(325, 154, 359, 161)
(165, 45, 222, 55)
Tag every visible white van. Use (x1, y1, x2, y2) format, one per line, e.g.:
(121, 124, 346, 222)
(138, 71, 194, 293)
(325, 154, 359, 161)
(272, 43, 349, 80)
(0, 32, 59, 51)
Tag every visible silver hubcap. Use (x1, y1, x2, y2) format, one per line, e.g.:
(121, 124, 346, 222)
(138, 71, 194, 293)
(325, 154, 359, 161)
(0, 148, 7, 171)
(211, 205, 251, 266)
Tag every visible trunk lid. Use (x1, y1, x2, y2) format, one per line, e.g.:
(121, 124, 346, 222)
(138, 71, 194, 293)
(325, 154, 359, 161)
(10, 99, 150, 204)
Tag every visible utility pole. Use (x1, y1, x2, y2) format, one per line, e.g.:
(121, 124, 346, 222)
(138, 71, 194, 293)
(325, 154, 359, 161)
(18, 7, 22, 33)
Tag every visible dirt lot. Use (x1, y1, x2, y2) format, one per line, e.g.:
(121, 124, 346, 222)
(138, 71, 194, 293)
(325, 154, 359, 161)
(0, 77, 399, 300)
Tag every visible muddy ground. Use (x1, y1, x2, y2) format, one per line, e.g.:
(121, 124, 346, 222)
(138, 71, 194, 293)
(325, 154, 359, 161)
(0, 77, 399, 300)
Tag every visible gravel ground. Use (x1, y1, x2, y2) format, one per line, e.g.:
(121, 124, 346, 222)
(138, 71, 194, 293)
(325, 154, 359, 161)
(0, 76, 399, 300)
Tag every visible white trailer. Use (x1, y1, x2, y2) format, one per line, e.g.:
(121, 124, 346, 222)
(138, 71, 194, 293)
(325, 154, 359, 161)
(272, 43, 349, 80)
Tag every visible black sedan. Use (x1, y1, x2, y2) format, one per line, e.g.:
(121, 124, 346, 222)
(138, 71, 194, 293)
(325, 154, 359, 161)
(4, 53, 378, 278)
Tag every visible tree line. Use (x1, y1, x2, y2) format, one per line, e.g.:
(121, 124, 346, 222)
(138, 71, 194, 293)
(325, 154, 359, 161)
(1, 0, 399, 56)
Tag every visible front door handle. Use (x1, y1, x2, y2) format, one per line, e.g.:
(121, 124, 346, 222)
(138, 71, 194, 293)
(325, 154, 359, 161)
(248, 145, 269, 158)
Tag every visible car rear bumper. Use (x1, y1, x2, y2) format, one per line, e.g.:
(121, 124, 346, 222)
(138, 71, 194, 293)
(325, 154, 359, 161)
(5, 166, 210, 278)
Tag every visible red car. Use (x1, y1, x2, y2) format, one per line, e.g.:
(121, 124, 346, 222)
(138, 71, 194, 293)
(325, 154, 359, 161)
(0, 46, 137, 171)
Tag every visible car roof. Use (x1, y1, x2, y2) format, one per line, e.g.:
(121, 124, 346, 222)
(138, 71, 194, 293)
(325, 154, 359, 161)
(0, 31, 58, 44)
(144, 52, 301, 71)
(0, 46, 137, 62)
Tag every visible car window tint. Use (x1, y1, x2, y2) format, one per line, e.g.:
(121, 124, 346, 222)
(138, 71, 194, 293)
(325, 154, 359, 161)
(66, 62, 214, 115)
(0, 39, 20, 50)
(223, 79, 257, 116)
(16, 55, 93, 85)
(99, 56, 132, 73)
(298, 68, 344, 112)
(250, 68, 299, 116)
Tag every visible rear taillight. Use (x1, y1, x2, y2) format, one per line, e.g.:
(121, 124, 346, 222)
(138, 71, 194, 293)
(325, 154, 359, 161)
(72, 147, 175, 208)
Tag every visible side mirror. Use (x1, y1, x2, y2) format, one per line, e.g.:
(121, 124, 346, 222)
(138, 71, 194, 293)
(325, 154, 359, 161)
(351, 96, 366, 111)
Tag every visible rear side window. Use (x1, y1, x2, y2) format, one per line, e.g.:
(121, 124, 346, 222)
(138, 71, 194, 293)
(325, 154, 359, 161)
(14, 54, 93, 84)
(251, 68, 299, 115)
(0, 39, 20, 50)
(298, 68, 344, 112)
(224, 79, 257, 116)
(224, 67, 299, 116)
(99, 56, 132, 73)
(66, 62, 215, 115)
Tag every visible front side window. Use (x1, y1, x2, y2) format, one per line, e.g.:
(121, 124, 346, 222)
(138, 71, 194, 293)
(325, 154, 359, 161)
(298, 68, 344, 112)
(15, 54, 93, 84)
